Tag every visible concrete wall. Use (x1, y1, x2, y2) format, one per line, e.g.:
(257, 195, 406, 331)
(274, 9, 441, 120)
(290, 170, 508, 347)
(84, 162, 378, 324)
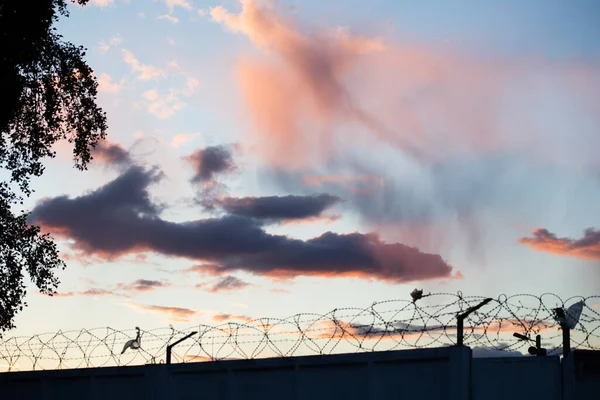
(0, 347, 471, 400)
(472, 356, 562, 400)
(2, 348, 597, 400)
(562, 350, 600, 400)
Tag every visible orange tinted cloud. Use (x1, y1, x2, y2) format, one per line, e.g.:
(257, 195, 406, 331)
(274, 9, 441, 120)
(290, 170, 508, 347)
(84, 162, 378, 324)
(485, 319, 553, 335)
(212, 1, 600, 170)
(184, 355, 212, 362)
(52, 288, 116, 298)
(212, 313, 253, 322)
(279, 215, 339, 226)
(519, 228, 600, 260)
(128, 303, 200, 322)
(210, 0, 423, 169)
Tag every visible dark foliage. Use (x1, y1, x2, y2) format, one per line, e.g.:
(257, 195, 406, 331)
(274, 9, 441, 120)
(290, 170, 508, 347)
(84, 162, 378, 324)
(0, 0, 107, 334)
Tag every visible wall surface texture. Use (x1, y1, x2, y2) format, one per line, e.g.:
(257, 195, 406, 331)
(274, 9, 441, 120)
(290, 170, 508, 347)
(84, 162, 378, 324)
(0, 348, 598, 400)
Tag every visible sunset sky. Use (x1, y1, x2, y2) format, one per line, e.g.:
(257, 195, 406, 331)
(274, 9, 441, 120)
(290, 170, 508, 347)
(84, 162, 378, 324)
(9, 0, 600, 339)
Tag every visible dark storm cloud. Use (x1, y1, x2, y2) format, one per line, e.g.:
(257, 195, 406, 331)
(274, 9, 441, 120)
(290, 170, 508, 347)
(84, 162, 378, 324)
(28, 166, 454, 283)
(184, 145, 236, 183)
(217, 194, 341, 221)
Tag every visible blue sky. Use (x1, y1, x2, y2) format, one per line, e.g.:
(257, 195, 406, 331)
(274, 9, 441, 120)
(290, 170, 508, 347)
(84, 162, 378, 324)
(6, 0, 600, 353)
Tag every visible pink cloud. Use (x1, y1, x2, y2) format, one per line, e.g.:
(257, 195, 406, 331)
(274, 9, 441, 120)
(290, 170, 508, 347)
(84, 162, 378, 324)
(122, 49, 164, 80)
(519, 228, 600, 261)
(90, 0, 115, 8)
(97, 73, 123, 93)
(211, 0, 600, 170)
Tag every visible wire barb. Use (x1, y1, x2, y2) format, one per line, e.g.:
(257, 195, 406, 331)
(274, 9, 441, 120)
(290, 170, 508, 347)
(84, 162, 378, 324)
(1, 293, 598, 372)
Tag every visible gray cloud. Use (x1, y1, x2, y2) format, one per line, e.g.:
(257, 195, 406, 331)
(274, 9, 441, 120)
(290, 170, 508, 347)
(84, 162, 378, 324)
(29, 165, 454, 283)
(216, 194, 341, 222)
(184, 145, 236, 183)
(91, 141, 132, 167)
(208, 276, 251, 293)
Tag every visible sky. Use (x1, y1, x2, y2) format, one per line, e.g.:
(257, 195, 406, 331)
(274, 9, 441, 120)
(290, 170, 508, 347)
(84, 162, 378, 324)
(5, 0, 600, 350)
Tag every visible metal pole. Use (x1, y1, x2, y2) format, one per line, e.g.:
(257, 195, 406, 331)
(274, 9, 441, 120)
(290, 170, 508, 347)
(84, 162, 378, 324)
(457, 317, 464, 346)
(562, 326, 570, 357)
(166, 331, 197, 365)
(553, 307, 571, 358)
(456, 298, 493, 347)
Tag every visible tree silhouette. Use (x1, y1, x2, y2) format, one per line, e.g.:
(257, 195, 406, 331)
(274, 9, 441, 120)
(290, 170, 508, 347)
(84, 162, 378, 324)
(0, 0, 107, 334)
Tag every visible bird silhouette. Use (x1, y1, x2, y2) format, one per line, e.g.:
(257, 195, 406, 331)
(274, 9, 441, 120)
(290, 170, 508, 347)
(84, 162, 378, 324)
(121, 326, 142, 354)
(411, 288, 424, 303)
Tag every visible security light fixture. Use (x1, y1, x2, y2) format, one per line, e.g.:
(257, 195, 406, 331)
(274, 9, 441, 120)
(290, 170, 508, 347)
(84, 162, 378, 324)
(512, 332, 547, 356)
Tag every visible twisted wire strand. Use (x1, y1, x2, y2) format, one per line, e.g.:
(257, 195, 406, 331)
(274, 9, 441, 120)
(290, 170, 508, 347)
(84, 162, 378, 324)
(1, 293, 598, 372)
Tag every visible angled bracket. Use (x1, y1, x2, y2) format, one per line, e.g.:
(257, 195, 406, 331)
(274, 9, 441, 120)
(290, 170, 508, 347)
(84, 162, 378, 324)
(166, 331, 197, 365)
(456, 298, 493, 346)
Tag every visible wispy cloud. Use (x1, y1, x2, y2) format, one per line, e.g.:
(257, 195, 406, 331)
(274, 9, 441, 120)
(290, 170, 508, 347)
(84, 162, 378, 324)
(52, 279, 170, 298)
(165, 0, 192, 12)
(98, 35, 122, 54)
(143, 88, 186, 119)
(53, 288, 117, 298)
(122, 49, 164, 80)
(302, 175, 384, 194)
(212, 313, 253, 322)
(116, 279, 170, 292)
(207, 276, 252, 293)
(209, 0, 417, 169)
(170, 133, 201, 148)
(158, 14, 179, 24)
(128, 303, 200, 322)
(90, 0, 115, 8)
(211, 0, 600, 174)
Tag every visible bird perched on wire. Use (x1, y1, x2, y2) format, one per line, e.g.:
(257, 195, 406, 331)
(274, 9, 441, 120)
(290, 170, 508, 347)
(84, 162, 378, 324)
(121, 326, 142, 354)
(411, 288, 424, 303)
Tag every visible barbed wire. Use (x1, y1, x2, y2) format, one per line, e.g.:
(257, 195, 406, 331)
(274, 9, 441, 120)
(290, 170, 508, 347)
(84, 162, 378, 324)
(1, 292, 598, 372)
